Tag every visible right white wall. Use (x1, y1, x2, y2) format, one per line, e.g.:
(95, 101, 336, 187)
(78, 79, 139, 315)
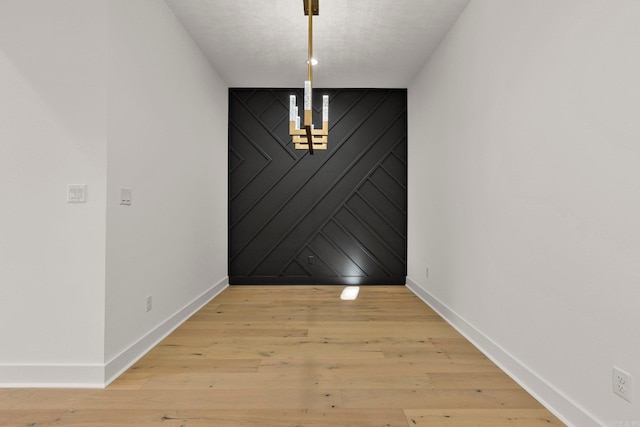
(407, 1, 640, 425)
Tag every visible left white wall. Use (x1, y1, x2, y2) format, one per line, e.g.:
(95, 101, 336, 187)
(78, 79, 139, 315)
(0, 0, 107, 385)
(105, 0, 228, 382)
(0, 0, 229, 387)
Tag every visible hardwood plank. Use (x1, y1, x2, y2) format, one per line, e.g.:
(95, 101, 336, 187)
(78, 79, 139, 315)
(109, 359, 264, 390)
(169, 327, 309, 338)
(50, 408, 410, 426)
(137, 371, 434, 390)
(147, 337, 390, 360)
(123, 358, 261, 374)
(191, 310, 436, 322)
(0, 389, 341, 410)
(136, 371, 518, 392)
(341, 388, 544, 409)
(308, 322, 460, 339)
(425, 372, 521, 389)
(0, 409, 66, 427)
(404, 409, 565, 426)
(257, 358, 504, 375)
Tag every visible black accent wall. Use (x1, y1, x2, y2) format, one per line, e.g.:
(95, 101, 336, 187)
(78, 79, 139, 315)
(229, 88, 407, 285)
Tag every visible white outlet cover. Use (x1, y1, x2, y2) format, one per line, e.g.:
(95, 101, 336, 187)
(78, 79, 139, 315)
(613, 365, 632, 402)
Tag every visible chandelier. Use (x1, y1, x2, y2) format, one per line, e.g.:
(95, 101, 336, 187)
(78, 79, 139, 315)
(289, 0, 328, 155)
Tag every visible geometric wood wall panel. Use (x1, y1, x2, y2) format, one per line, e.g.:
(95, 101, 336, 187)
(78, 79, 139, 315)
(229, 89, 407, 285)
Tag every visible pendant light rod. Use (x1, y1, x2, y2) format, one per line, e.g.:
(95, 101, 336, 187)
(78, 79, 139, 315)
(305, 0, 314, 154)
(290, 0, 327, 154)
(308, 0, 313, 83)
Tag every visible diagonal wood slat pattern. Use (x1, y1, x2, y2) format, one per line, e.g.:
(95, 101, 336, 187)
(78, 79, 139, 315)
(229, 89, 407, 285)
(0, 286, 565, 426)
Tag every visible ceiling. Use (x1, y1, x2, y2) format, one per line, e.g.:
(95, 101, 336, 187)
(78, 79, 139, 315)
(164, 0, 470, 88)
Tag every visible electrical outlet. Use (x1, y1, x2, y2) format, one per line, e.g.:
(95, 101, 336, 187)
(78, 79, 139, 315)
(613, 366, 632, 402)
(146, 295, 153, 312)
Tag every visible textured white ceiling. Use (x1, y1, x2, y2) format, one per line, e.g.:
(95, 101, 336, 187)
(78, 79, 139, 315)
(164, 0, 470, 88)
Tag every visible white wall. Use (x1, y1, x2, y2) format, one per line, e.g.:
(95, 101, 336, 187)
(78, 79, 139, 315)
(0, 0, 107, 385)
(408, 1, 640, 425)
(105, 0, 228, 379)
(0, 0, 228, 386)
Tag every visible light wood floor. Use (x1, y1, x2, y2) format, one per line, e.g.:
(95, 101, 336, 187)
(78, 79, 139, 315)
(0, 285, 565, 426)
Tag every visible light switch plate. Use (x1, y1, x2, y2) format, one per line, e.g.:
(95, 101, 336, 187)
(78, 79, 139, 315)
(120, 187, 132, 205)
(67, 184, 87, 203)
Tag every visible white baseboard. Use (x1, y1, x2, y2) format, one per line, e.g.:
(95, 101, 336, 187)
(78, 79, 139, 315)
(0, 278, 228, 389)
(104, 277, 228, 385)
(0, 364, 105, 388)
(405, 277, 602, 427)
